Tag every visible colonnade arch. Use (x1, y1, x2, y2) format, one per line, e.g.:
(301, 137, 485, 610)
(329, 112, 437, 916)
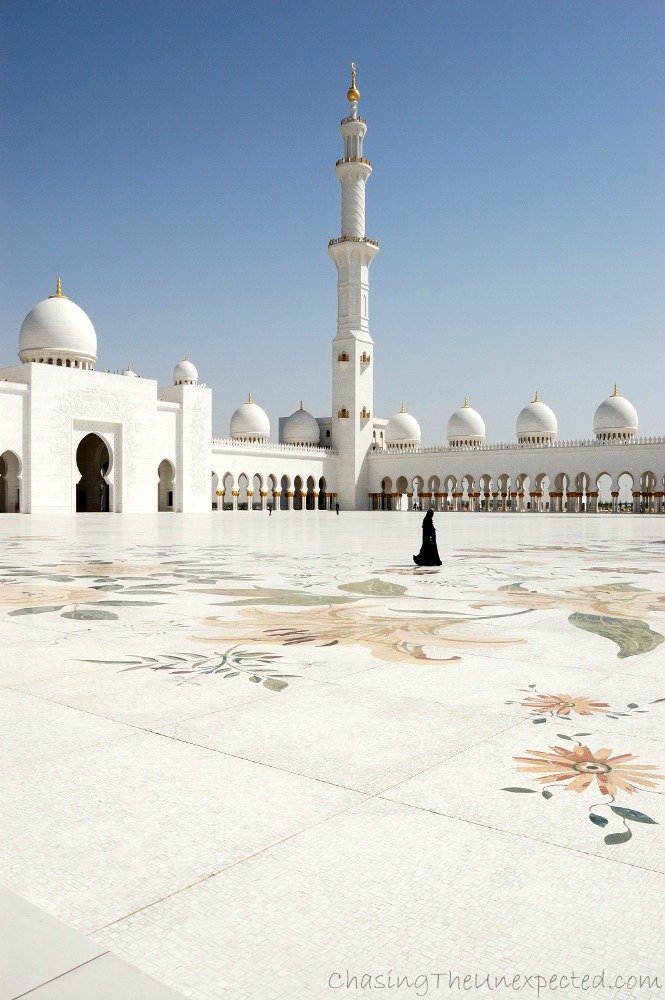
(210, 469, 337, 512)
(369, 466, 665, 513)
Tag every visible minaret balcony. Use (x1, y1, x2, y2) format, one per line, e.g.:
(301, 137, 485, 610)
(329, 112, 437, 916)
(337, 407, 350, 419)
(360, 407, 371, 420)
(337, 352, 350, 363)
(328, 236, 379, 248)
(335, 156, 372, 167)
(341, 115, 367, 126)
(360, 351, 371, 365)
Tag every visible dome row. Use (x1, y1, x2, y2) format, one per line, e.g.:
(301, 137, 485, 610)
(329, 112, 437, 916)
(229, 399, 321, 445)
(385, 389, 638, 448)
(16, 286, 639, 447)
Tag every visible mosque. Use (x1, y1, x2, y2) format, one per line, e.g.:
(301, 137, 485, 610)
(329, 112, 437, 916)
(1, 68, 663, 516)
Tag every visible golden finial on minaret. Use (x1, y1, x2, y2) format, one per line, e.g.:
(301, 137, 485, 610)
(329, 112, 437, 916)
(299, 400, 304, 410)
(611, 384, 619, 397)
(463, 396, 469, 407)
(49, 276, 67, 299)
(347, 62, 360, 103)
(247, 392, 253, 404)
(533, 389, 540, 403)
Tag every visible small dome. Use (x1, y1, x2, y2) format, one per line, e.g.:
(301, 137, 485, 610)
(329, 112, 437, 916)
(173, 358, 198, 385)
(593, 386, 638, 440)
(516, 391, 557, 443)
(385, 404, 421, 447)
(123, 366, 138, 378)
(230, 393, 270, 441)
(282, 403, 320, 446)
(447, 398, 485, 446)
(19, 280, 97, 367)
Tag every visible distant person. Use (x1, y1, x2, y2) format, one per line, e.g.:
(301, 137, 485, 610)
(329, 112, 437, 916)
(335, 502, 340, 516)
(413, 509, 442, 566)
(267, 502, 273, 516)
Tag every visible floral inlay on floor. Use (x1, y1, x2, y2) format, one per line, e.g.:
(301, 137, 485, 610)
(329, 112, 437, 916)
(505, 738, 664, 846)
(1, 514, 665, 1000)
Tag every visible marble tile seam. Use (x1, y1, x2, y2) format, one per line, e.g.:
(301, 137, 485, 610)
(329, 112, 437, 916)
(149, 705, 528, 798)
(11, 951, 110, 999)
(88, 785, 371, 937)
(368, 717, 527, 794)
(0, 681, 270, 739)
(143, 725, 370, 796)
(376, 794, 665, 876)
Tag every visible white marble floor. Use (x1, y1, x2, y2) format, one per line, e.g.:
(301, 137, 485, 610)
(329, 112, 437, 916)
(1, 512, 664, 999)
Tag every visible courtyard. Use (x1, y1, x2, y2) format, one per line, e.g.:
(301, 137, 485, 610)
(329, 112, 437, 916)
(1, 512, 664, 999)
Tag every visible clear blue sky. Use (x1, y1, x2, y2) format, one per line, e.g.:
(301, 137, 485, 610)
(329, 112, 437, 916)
(2, 0, 663, 442)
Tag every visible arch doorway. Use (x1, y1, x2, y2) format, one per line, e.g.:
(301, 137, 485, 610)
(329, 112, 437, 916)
(76, 434, 111, 512)
(158, 460, 176, 511)
(0, 451, 21, 512)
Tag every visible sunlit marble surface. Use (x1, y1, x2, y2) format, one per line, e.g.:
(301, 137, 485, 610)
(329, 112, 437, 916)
(1, 512, 664, 999)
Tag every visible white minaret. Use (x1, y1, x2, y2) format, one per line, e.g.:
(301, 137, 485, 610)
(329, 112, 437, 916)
(329, 64, 379, 509)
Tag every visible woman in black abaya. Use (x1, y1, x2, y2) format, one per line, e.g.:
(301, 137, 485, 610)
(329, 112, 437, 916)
(413, 509, 442, 566)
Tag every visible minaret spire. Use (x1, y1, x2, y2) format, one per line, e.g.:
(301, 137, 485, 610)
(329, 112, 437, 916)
(347, 62, 360, 111)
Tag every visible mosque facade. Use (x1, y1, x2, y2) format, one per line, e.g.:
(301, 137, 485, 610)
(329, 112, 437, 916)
(1, 70, 663, 516)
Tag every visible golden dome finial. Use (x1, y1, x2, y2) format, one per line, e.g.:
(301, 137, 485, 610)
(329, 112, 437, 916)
(299, 400, 304, 410)
(400, 402, 406, 413)
(49, 276, 67, 299)
(463, 396, 469, 407)
(347, 62, 360, 103)
(247, 391, 253, 404)
(533, 389, 540, 403)
(612, 383, 619, 397)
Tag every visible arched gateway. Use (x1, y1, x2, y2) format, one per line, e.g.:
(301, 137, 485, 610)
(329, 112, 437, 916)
(76, 433, 111, 512)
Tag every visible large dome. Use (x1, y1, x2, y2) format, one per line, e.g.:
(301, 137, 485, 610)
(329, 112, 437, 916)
(385, 404, 421, 447)
(230, 393, 270, 441)
(173, 358, 198, 385)
(282, 403, 320, 446)
(447, 399, 485, 446)
(516, 392, 557, 443)
(593, 386, 638, 440)
(18, 280, 97, 368)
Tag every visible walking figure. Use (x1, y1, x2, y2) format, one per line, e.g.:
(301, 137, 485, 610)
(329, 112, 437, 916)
(335, 502, 340, 516)
(267, 502, 273, 516)
(413, 509, 442, 566)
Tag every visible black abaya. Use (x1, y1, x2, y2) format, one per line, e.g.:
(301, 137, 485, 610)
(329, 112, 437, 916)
(413, 512, 442, 566)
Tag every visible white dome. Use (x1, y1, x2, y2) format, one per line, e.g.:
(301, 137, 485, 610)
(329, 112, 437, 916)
(230, 394, 270, 441)
(516, 392, 557, 442)
(594, 387, 638, 439)
(18, 281, 97, 367)
(282, 403, 320, 445)
(447, 399, 485, 445)
(385, 405, 421, 447)
(123, 366, 138, 378)
(173, 358, 198, 385)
